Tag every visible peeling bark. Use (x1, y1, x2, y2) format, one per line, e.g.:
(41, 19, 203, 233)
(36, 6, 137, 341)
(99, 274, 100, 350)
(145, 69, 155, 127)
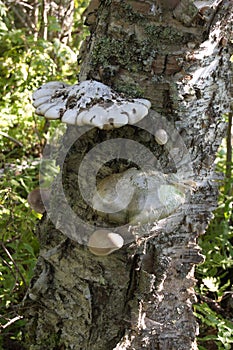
(24, 1, 233, 349)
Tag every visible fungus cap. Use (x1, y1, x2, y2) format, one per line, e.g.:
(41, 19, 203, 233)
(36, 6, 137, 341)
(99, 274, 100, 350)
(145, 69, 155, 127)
(154, 129, 168, 145)
(27, 188, 51, 214)
(32, 80, 151, 129)
(87, 230, 124, 256)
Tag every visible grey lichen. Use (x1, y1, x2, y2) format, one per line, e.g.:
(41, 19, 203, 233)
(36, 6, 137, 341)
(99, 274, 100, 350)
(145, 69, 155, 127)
(119, 2, 145, 23)
(114, 81, 145, 98)
(91, 36, 139, 69)
(144, 24, 188, 43)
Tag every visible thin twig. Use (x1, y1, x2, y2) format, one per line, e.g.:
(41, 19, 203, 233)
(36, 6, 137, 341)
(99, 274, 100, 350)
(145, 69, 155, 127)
(0, 241, 27, 288)
(0, 131, 23, 147)
(6, 235, 21, 244)
(9, 5, 34, 33)
(1, 315, 23, 329)
(0, 256, 17, 281)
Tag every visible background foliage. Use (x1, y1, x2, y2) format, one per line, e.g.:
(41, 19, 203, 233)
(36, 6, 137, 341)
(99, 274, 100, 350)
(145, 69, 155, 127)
(0, 1, 232, 349)
(0, 1, 89, 348)
(195, 118, 233, 350)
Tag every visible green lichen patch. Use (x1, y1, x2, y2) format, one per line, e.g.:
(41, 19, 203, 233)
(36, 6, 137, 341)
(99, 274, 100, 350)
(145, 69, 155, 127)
(145, 24, 188, 44)
(114, 1, 145, 23)
(91, 36, 142, 70)
(114, 81, 145, 98)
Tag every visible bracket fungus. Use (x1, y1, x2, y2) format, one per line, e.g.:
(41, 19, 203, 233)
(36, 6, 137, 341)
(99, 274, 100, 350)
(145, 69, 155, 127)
(154, 128, 168, 145)
(92, 168, 193, 225)
(87, 230, 124, 256)
(27, 188, 51, 214)
(32, 80, 151, 129)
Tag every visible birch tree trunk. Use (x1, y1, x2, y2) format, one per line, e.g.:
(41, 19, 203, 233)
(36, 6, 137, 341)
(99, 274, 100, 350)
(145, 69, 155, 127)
(24, 1, 233, 349)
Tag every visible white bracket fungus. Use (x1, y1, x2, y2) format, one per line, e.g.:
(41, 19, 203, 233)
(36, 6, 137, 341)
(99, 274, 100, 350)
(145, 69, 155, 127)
(154, 128, 168, 145)
(32, 80, 151, 129)
(27, 188, 51, 214)
(87, 230, 124, 256)
(92, 168, 194, 225)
